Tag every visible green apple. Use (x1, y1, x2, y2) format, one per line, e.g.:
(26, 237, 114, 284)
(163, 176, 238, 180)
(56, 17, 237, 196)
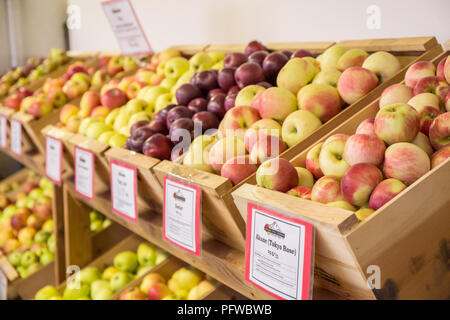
(211, 60, 224, 70)
(164, 57, 189, 80)
(39, 248, 54, 265)
(50, 296, 64, 300)
(136, 265, 153, 278)
(90, 279, 110, 298)
(20, 251, 37, 267)
(93, 287, 113, 300)
(171, 70, 196, 95)
(154, 93, 173, 113)
(35, 285, 61, 300)
(108, 133, 127, 147)
(137, 86, 168, 110)
(155, 250, 169, 265)
(159, 78, 176, 90)
(85, 122, 112, 139)
(123, 56, 138, 72)
(235, 85, 265, 107)
(90, 220, 103, 232)
(3, 205, 17, 218)
(34, 230, 51, 244)
(109, 270, 133, 292)
(113, 111, 131, 132)
(80, 267, 101, 285)
(8, 250, 22, 267)
(27, 262, 41, 275)
(63, 283, 90, 300)
(137, 243, 157, 267)
(26, 198, 35, 210)
(16, 197, 28, 208)
(105, 108, 121, 126)
(90, 209, 104, 222)
(17, 266, 28, 278)
(114, 251, 138, 273)
(78, 118, 99, 135)
(47, 234, 56, 253)
(102, 266, 120, 280)
(189, 52, 214, 72)
(207, 51, 225, 64)
(102, 219, 112, 229)
(318, 45, 347, 70)
(42, 219, 54, 233)
(71, 72, 91, 86)
(125, 99, 148, 115)
(97, 131, 116, 144)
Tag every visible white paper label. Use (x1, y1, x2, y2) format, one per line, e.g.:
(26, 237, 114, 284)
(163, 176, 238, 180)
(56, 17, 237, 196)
(102, 0, 152, 56)
(10, 120, 21, 155)
(75, 147, 94, 199)
(0, 116, 6, 148)
(0, 270, 6, 300)
(45, 136, 62, 184)
(246, 204, 314, 300)
(163, 177, 201, 255)
(110, 160, 137, 222)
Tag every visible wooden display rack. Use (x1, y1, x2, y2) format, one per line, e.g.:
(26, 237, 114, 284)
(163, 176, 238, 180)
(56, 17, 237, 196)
(231, 49, 450, 300)
(153, 36, 442, 252)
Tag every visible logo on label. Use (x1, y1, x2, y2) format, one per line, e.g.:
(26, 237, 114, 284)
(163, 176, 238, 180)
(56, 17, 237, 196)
(173, 190, 186, 202)
(264, 222, 285, 239)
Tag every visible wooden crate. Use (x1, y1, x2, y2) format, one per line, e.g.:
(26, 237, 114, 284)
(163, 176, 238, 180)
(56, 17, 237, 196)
(153, 37, 442, 252)
(231, 49, 450, 300)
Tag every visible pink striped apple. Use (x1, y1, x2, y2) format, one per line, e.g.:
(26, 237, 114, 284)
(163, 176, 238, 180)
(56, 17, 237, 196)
(429, 112, 450, 150)
(305, 143, 324, 179)
(311, 175, 343, 203)
(341, 163, 383, 206)
(256, 158, 298, 192)
(369, 178, 406, 210)
(431, 145, 450, 169)
(344, 134, 386, 166)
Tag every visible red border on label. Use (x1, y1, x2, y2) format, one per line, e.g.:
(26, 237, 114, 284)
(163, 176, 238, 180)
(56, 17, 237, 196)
(245, 203, 313, 300)
(101, 0, 153, 56)
(10, 119, 21, 156)
(45, 135, 63, 185)
(109, 159, 138, 223)
(0, 116, 7, 149)
(163, 176, 201, 256)
(74, 146, 95, 200)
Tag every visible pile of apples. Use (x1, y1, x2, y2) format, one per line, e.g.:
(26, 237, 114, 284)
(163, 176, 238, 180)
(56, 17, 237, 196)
(34, 242, 169, 300)
(0, 175, 55, 278)
(89, 210, 112, 233)
(255, 55, 450, 221)
(0, 48, 68, 99)
(120, 267, 215, 300)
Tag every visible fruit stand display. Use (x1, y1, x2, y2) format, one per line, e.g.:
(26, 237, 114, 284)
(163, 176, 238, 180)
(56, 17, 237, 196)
(231, 48, 450, 300)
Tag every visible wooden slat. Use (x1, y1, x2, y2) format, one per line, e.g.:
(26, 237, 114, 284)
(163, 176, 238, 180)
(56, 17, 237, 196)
(266, 42, 335, 53)
(337, 36, 438, 52)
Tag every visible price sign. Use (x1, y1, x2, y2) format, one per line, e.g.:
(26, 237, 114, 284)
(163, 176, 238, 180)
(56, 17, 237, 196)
(163, 176, 201, 256)
(102, 0, 153, 56)
(45, 136, 63, 185)
(10, 120, 21, 156)
(0, 116, 7, 148)
(110, 159, 137, 222)
(74, 146, 95, 200)
(245, 203, 314, 300)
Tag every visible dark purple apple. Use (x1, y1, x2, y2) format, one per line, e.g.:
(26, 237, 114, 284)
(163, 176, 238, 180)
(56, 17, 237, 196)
(207, 93, 226, 119)
(126, 136, 136, 152)
(190, 70, 218, 93)
(169, 118, 194, 144)
(129, 120, 150, 136)
(148, 119, 168, 135)
(234, 62, 265, 88)
(129, 126, 155, 153)
(262, 52, 288, 80)
(217, 68, 236, 90)
(245, 40, 267, 56)
(227, 85, 240, 95)
(256, 81, 272, 89)
(192, 111, 220, 133)
(170, 147, 185, 162)
(207, 88, 227, 100)
(223, 52, 248, 68)
(280, 50, 292, 59)
(187, 97, 208, 113)
(175, 83, 202, 106)
(248, 50, 269, 66)
(153, 104, 177, 122)
(142, 134, 173, 160)
(224, 93, 237, 111)
(166, 106, 194, 128)
(292, 49, 314, 58)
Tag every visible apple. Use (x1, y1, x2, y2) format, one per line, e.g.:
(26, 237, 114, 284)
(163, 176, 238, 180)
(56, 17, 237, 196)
(62, 79, 89, 100)
(100, 88, 126, 110)
(281, 110, 322, 147)
(304, 143, 323, 179)
(311, 175, 343, 203)
(188, 97, 208, 113)
(8, 250, 22, 267)
(91, 69, 110, 87)
(219, 105, 261, 138)
(63, 283, 90, 300)
(383, 142, 430, 185)
(206, 93, 227, 119)
(191, 70, 218, 93)
(431, 145, 450, 169)
(379, 84, 414, 109)
(35, 285, 61, 300)
(293, 167, 314, 188)
(312, 68, 342, 87)
(337, 66, 378, 104)
(262, 52, 288, 82)
(436, 56, 447, 79)
(235, 85, 265, 107)
(248, 50, 269, 66)
(217, 67, 237, 90)
(245, 40, 267, 56)
(252, 86, 297, 122)
(192, 111, 220, 133)
(277, 58, 317, 94)
(297, 83, 342, 122)
(336, 48, 368, 71)
(244, 118, 282, 151)
(3, 238, 20, 253)
(291, 49, 313, 59)
(445, 92, 450, 112)
(189, 52, 214, 72)
(168, 267, 202, 298)
(20, 251, 37, 267)
(405, 61, 436, 88)
(91, 280, 112, 300)
(147, 282, 172, 300)
(340, 163, 383, 206)
(207, 88, 227, 100)
(224, 52, 247, 68)
(374, 103, 420, 145)
(166, 106, 194, 128)
(140, 273, 165, 293)
(344, 133, 386, 166)
(187, 280, 215, 300)
(256, 158, 298, 192)
(137, 86, 168, 111)
(18, 226, 37, 244)
(220, 155, 257, 185)
(27, 99, 53, 117)
(317, 45, 347, 69)
(286, 186, 312, 199)
(148, 119, 168, 135)
(414, 76, 450, 101)
(113, 251, 138, 273)
(110, 270, 133, 292)
(120, 286, 147, 300)
(102, 266, 120, 281)
(318, 138, 349, 178)
(250, 133, 287, 164)
(143, 133, 173, 160)
(234, 62, 265, 89)
(429, 112, 450, 150)
(326, 200, 356, 211)
(208, 136, 247, 173)
(169, 118, 194, 144)
(85, 122, 112, 139)
(362, 51, 401, 82)
(175, 83, 202, 106)
(412, 132, 434, 156)
(355, 118, 376, 136)
(107, 56, 124, 75)
(369, 178, 407, 210)
(407, 92, 440, 112)
(444, 56, 450, 83)
(163, 56, 189, 80)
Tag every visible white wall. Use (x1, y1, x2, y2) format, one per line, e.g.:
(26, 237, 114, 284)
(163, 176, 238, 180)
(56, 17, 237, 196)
(0, 0, 11, 74)
(68, 0, 450, 53)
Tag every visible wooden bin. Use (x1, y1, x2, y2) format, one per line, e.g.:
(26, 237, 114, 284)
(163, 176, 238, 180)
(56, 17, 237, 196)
(231, 49, 450, 300)
(153, 37, 442, 252)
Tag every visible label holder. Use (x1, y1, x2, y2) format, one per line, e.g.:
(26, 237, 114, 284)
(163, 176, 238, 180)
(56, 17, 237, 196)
(45, 135, 63, 185)
(10, 119, 21, 156)
(110, 158, 138, 223)
(74, 146, 95, 200)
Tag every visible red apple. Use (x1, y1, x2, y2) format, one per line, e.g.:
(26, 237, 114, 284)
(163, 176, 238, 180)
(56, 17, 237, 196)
(166, 106, 194, 129)
(219, 105, 261, 138)
(206, 93, 226, 119)
(234, 62, 265, 88)
(129, 126, 155, 153)
(224, 52, 247, 69)
(192, 111, 219, 133)
(120, 287, 147, 300)
(311, 175, 343, 203)
(262, 52, 288, 82)
(429, 112, 450, 150)
(431, 145, 450, 169)
(245, 40, 267, 56)
(175, 83, 202, 106)
(286, 186, 312, 200)
(356, 118, 376, 136)
(142, 134, 173, 160)
(249, 133, 287, 164)
(344, 134, 386, 166)
(256, 158, 298, 192)
(101, 88, 127, 110)
(187, 97, 208, 113)
(413, 76, 450, 101)
(248, 50, 269, 66)
(369, 178, 407, 210)
(305, 143, 324, 179)
(418, 106, 442, 136)
(341, 163, 383, 206)
(220, 155, 257, 185)
(217, 68, 236, 90)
